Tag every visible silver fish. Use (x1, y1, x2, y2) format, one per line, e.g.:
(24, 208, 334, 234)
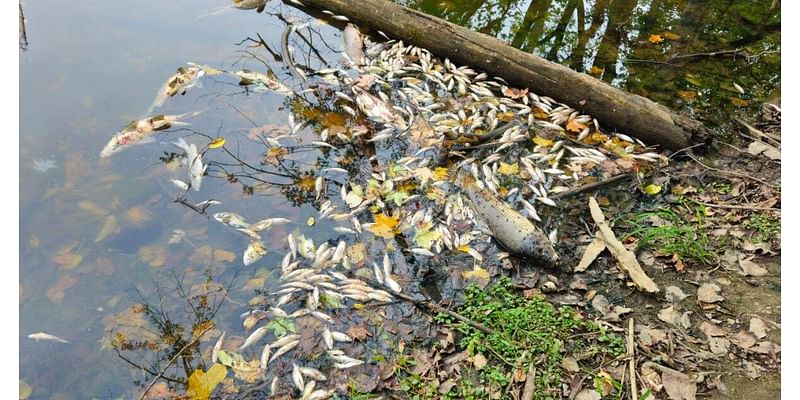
(239, 325, 269, 351)
(27, 332, 69, 343)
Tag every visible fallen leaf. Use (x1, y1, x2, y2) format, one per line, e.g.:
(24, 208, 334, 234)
(709, 337, 730, 355)
(575, 389, 602, 400)
(644, 184, 662, 195)
(501, 87, 528, 99)
(658, 306, 691, 329)
(589, 66, 603, 75)
(575, 237, 605, 272)
(663, 32, 681, 40)
(749, 317, 769, 339)
(638, 327, 667, 347)
(661, 368, 696, 400)
(750, 341, 780, 356)
(139, 245, 167, 268)
(347, 324, 371, 341)
(562, 356, 580, 373)
(648, 34, 664, 44)
(46, 275, 79, 302)
(142, 382, 176, 399)
(737, 257, 768, 277)
(123, 206, 152, 225)
(187, 364, 228, 400)
(731, 331, 756, 349)
(472, 353, 488, 370)
(676, 90, 697, 101)
(462, 266, 490, 281)
(414, 224, 442, 250)
(697, 283, 724, 303)
(532, 136, 554, 147)
(208, 137, 225, 149)
(213, 249, 236, 263)
(263, 147, 288, 166)
(20, 380, 32, 399)
(665, 286, 688, 302)
(368, 213, 400, 239)
(497, 162, 519, 175)
(52, 251, 83, 270)
(566, 118, 587, 133)
(698, 321, 725, 337)
(728, 96, 749, 107)
(346, 242, 367, 267)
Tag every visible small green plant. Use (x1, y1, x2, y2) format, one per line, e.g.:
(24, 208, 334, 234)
(742, 214, 780, 242)
(622, 207, 716, 264)
(427, 278, 625, 400)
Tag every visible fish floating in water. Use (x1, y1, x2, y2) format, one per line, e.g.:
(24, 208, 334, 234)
(233, 69, 294, 96)
(100, 111, 203, 158)
(28, 332, 70, 343)
(342, 24, 365, 66)
(462, 172, 558, 267)
(147, 65, 205, 114)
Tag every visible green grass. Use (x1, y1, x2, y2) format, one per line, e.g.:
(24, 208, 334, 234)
(742, 214, 780, 242)
(395, 278, 625, 400)
(622, 207, 716, 265)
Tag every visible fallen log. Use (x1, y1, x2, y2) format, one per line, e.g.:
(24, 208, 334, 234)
(287, 0, 710, 151)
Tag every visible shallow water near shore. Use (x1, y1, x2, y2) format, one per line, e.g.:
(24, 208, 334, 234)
(19, 0, 779, 398)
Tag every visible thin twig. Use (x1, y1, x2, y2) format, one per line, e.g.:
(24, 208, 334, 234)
(696, 201, 780, 212)
(683, 152, 779, 188)
(550, 173, 633, 201)
(628, 318, 637, 400)
(521, 366, 537, 400)
(138, 326, 214, 400)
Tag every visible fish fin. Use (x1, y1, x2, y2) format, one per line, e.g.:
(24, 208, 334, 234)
(195, 5, 232, 19)
(138, 136, 156, 144)
(171, 121, 191, 126)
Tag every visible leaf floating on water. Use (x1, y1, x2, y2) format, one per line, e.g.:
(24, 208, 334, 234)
(187, 364, 228, 400)
(46, 275, 79, 303)
(532, 136, 554, 147)
(368, 213, 400, 239)
(139, 245, 166, 267)
(19, 380, 32, 399)
(413, 224, 441, 250)
(52, 251, 83, 270)
(208, 137, 226, 149)
(213, 249, 236, 263)
(123, 206, 152, 226)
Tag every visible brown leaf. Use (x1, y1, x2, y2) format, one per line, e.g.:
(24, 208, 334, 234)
(658, 306, 691, 329)
(708, 337, 730, 355)
(731, 330, 756, 349)
(347, 324, 371, 341)
(575, 237, 605, 272)
(142, 382, 176, 400)
(213, 249, 236, 263)
(662, 369, 696, 400)
(638, 327, 667, 347)
(749, 317, 769, 339)
(737, 257, 768, 277)
(472, 353, 487, 370)
(501, 86, 528, 99)
(749, 341, 780, 356)
(566, 118, 587, 133)
(697, 283, 724, 303)
(665, 286, 688, 302)
(698, 322, 725, 338)
(46, 275, 79, 303)
(575, 389, 602, 400)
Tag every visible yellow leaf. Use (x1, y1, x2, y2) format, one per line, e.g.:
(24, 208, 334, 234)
(139, 245, 166, 267)
(589, 66, 603, 75)
(78, 200, 108, 216)
(188, 364, 228, 400)
(307, 216, 316, 226)
(497, 162, 519, 175)
(123, 206, 152, 226)
(663, 32, 681, 41)
(20, 380, 32, 399)
(644, 184, 662, 195)
(213, 249, 236, 263)
(46, 275, 79, 303)
(457, 245, 470, 253)
(433, 167, 449, 181)
(462, 266, 490, 281)
(533, 108, 549, 119)
(367, 213, 400, 239)
(676, 90, 697, 100)
(208, 137, 226, 149)
(648, 34, 664, 44)
(52, 252, 83, 269)
(566, 118, 587, 133)
(532, 136, 554, 147)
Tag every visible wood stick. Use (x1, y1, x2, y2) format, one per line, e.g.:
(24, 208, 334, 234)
(284, 0, 710, 151)
(521, 366, 537, 400)
(589, 197, 659, 293)
(628, 318, 637, 400)
(551, 173, 634, 201)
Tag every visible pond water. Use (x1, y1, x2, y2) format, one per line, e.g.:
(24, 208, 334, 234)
(19, 0, 779, 399)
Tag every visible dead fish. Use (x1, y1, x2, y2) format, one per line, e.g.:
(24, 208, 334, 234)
(463, 174, 558, 266)
(212, 331, 225, 363)
(243, 240, 268, 266)
(213, 212, 250, 229)
(233, 0, 267, 13)
(260, 344, 271, 371)
(239, 325, 269, 351)
(343, 24, 365, 65)
(172, 137, 207, 191)
(292, 363, 305, 391)
(233, 69, 294, 96)
(147, 65, 205, 113)
(269, 334, 300, 349)
(27, 332, 69, 343)
(353, 87, 408, 129)
(269, 339, 299, 363)
(100, 111, 202, 158)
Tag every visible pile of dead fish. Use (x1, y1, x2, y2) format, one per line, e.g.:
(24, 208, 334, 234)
(100, 12, 670, 398)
